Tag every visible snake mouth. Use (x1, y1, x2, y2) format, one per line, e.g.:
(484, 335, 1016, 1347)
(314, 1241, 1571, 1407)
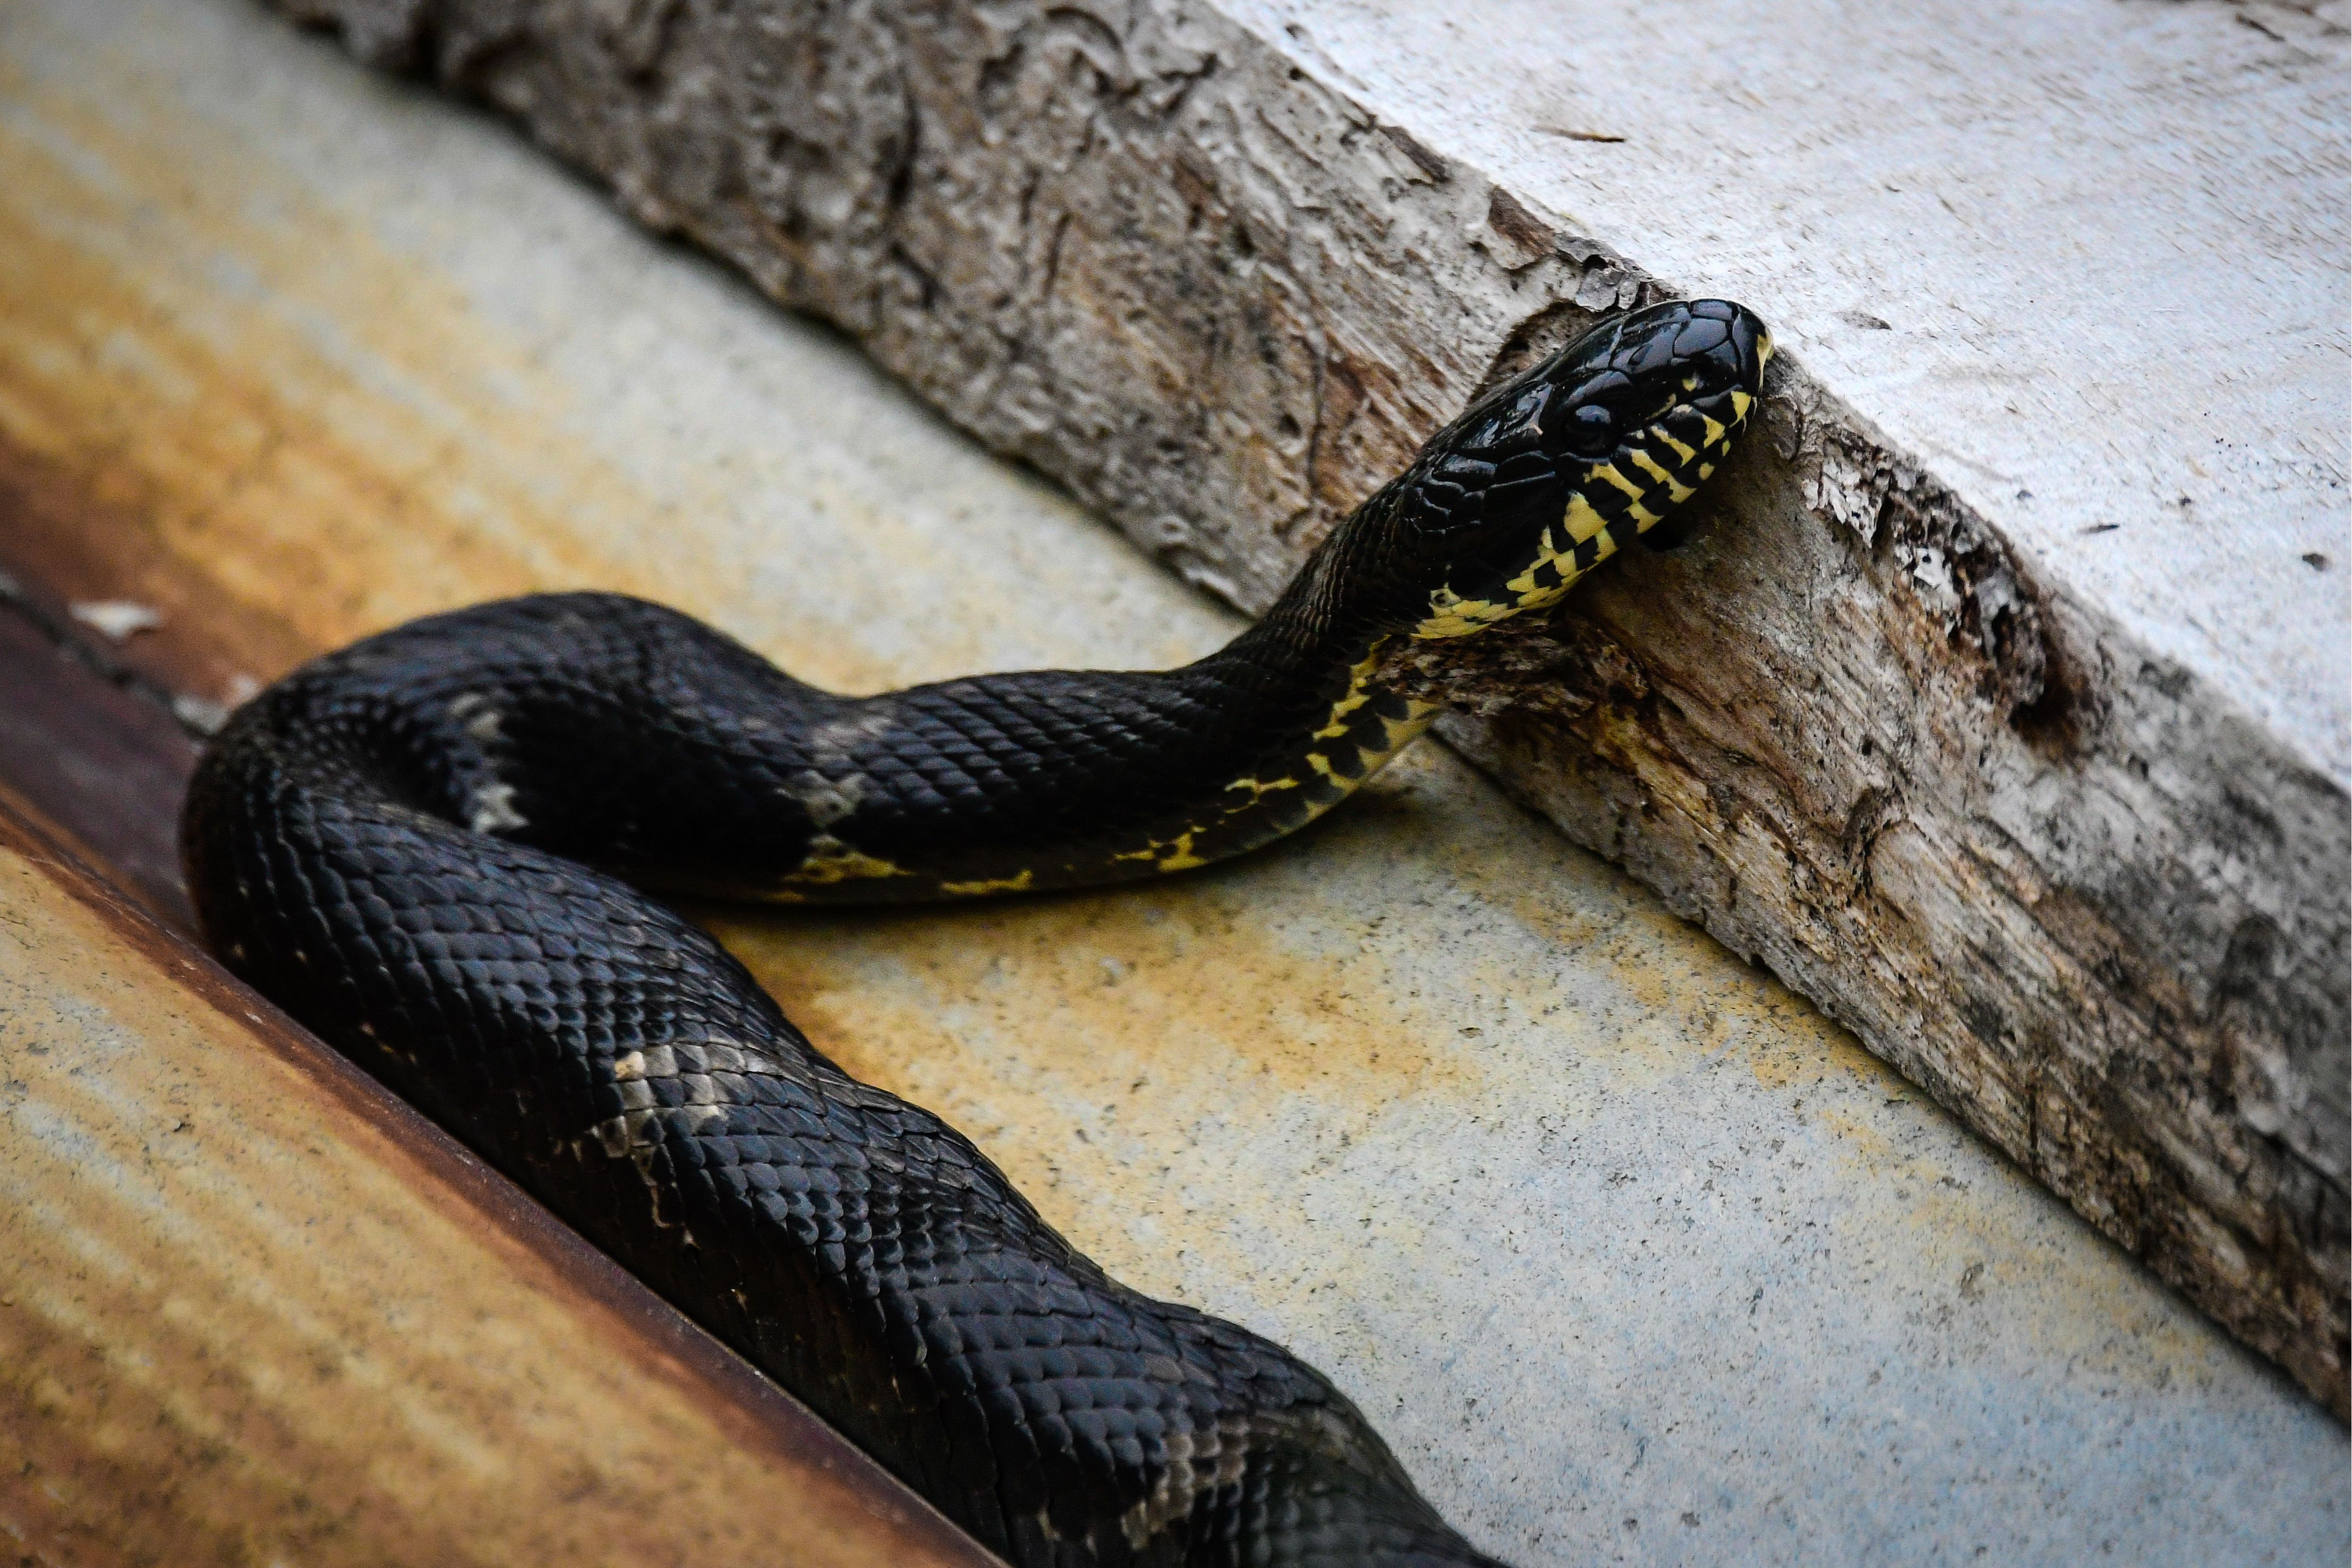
(1405, 298, 1771, 638)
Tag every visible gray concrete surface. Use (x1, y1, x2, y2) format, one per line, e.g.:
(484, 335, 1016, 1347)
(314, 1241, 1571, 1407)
(1, 2, 2345, 1563)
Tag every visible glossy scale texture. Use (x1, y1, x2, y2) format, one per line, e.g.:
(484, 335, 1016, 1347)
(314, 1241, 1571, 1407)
(181, 302, 1766, 1566)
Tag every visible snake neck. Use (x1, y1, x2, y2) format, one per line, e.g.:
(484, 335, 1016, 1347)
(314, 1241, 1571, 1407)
(1209, 497, 1405, 684)
(860, 493, 1439, 897)
(1103, 499, 1434, 864)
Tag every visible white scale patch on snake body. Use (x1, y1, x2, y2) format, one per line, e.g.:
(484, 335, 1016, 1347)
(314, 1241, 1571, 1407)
(611, 1046, 672, 1083)
(781, 768, 867, 828)
(586, 1103, 725, 1242)
(447, 694, 529, 833)
(672, 1039, 790, 1079)
(447, 692, 504, 742)
(591, 1107, 662, 1157)
(609, 1079, 660, 1113)
(780, 711, 893, 845)
(466, 781, 528, 834)
(1117, 1411, 1265, 1552)
(808, 708, 897, 765)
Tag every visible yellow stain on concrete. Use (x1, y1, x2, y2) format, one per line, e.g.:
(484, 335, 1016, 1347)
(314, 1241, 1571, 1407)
(0, 1, 1231, 702)
(698, 743, 2077, 1339)
(0, 48, 607, 684)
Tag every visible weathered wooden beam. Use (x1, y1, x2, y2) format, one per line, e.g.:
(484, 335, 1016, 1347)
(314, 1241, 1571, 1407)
(0, 799, 1003, 1566)
(258, 0, 2349, 1410)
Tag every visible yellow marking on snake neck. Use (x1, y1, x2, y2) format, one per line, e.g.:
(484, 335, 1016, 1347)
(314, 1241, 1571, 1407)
(1104, 688, 1441, 878)
(1589, 461, 1646, 500)
(1503, 526, 1563, 599)
(1362, 704, 1439, 770)
(1421, 497, 1615, 638)
(1413, 587, 1518, 639)
(1414, 379, 1766, 640)
(1563, 492, 1608, 543)
(1313, 644, 1390, 738)
(940, 869, 1035, 897)
(1629, 448, 1695, 503)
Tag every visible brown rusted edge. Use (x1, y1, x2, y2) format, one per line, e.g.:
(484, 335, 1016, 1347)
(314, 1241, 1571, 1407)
(0, 794, 1007, 1567)
(0, 594, 201, 930)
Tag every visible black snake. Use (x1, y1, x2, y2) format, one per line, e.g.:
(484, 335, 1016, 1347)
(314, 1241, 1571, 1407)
(182, 299, 1769, 1566)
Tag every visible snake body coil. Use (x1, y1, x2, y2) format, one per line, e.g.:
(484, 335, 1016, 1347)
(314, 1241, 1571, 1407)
(183, 301, 1768, 1566)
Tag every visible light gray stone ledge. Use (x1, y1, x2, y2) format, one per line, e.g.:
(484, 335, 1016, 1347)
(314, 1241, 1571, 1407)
(270, 0, 2349, 1410)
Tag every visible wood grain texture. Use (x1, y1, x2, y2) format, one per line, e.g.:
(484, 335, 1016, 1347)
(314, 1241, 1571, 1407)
(255, 0, 2350, 1412)
(0, 798, 1003, 1567)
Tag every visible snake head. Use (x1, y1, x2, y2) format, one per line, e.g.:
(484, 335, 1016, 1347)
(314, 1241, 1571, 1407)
(1394, 298, 1771, 640)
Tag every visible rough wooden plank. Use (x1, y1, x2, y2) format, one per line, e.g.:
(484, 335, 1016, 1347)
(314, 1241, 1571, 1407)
(253, 0, 2351, 1410)
(0, 800, 1003, 1567)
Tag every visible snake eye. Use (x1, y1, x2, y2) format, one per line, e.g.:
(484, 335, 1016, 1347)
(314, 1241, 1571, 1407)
(1565, 402, 1617, 456)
